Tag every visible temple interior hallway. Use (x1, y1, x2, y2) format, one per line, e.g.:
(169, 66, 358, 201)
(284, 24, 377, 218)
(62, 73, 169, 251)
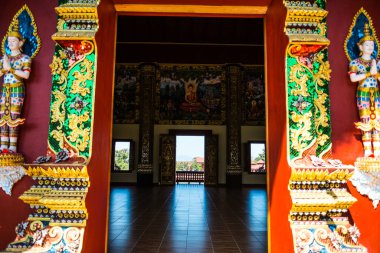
(107, 184, 267, 253)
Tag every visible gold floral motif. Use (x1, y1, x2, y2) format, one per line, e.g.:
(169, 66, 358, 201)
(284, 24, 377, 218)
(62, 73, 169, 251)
(317, 23, 327, 37)
(67, 112, 90, 152)
(290, 64, 310, 97)
(314, 53, 331, 87)
(313, 52, 331, 146)
(314, 93, 328, 127)
(50, 90, 67, 130)
(50, 56, 63, 75)
(71, 58, 93, 96)
(290, 111, 313, 152)
(51, 130, 65, 149)
(56, 19, 65, 32)
(317, 134, 329, 146)
(50, 50, 68, 85)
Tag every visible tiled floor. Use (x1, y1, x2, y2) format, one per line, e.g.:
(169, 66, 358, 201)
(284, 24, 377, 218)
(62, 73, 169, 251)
(108, 184, 267, 253)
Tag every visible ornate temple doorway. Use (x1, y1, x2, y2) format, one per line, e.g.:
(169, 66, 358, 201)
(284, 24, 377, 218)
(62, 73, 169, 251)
(159, 130, 218, 185)
(105, 3, 269, 252)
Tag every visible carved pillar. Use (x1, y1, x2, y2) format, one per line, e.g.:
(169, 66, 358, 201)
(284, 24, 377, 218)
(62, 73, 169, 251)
(284, 1, 367, 252)
(225, 64, 242, 186)
(137, 63, 157, 185)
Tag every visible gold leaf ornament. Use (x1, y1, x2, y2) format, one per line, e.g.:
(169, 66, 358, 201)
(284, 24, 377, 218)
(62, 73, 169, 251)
(290, 64, 310, 97)
(50, 90, 67, 130)
(67, 112, 90, 152)
(71, 58, 93, 96)
(290, 111, 313, 152)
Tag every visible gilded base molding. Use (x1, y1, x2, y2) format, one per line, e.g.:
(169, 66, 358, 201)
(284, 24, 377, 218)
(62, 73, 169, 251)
(6, 165, 89, 252)
(7, 222, 84, 252)
(289, 165, 367, 252)
(292, 223, 367, 253)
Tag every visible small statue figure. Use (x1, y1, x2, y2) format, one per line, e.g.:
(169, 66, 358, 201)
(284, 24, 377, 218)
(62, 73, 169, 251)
(0, 20, 31, 153)
(180, 79, 201, 112)
(349, 23, 380, 157)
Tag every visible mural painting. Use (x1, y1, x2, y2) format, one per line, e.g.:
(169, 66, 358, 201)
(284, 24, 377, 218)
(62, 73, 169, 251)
(157, 64, 225, 125)
(113, 64, 139, 124)
(242, 66, 265, 125)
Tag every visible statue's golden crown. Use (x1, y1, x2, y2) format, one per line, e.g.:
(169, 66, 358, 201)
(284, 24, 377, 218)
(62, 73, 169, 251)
(359, 23, 375, 44)
(7, 19, 23, 40)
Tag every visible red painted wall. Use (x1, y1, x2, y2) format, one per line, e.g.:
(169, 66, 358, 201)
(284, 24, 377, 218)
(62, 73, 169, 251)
(83, 0, 116, 252)
(328, 1, 380, 252)
(0, 0, 56, 249)
(265, 0, 293, 252)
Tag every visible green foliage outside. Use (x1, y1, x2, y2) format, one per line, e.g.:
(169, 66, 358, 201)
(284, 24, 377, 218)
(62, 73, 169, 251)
(114, 148, 129, 171)
(251, 148, 266, 173)
(252, 148, 265, 162)
(176, 158, 203, 171)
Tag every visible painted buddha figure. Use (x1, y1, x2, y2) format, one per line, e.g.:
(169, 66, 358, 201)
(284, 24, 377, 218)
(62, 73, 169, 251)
(0, 21, 31, 153)
(349, 24, 380, 157)
(181, 79, 201, 112)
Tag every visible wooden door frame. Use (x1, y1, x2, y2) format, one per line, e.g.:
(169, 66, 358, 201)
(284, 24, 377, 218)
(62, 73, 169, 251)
(166, 130, 210, 184)
(108, 3, 272, 252)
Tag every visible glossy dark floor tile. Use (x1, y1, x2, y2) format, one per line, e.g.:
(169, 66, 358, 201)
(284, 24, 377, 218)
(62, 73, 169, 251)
(108, 185, 268, 253)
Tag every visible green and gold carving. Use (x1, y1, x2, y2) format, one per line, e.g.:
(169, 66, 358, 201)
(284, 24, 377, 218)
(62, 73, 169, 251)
(285, 0, 332, 162)
(47, 0, 99, 162)
(48, 42, 95, 161)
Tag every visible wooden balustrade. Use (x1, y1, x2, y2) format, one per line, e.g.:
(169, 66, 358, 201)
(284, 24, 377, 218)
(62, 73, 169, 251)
(176, 171, 204, 183)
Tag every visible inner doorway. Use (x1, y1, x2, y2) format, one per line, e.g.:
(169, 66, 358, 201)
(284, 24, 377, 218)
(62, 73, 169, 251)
(159, 130, 218, 185)
(176, 135, 205, 184)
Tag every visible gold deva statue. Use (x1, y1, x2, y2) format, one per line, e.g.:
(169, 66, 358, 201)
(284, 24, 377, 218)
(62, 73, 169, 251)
(0, 20, 31, 153)
(349, 24, 380, 157)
